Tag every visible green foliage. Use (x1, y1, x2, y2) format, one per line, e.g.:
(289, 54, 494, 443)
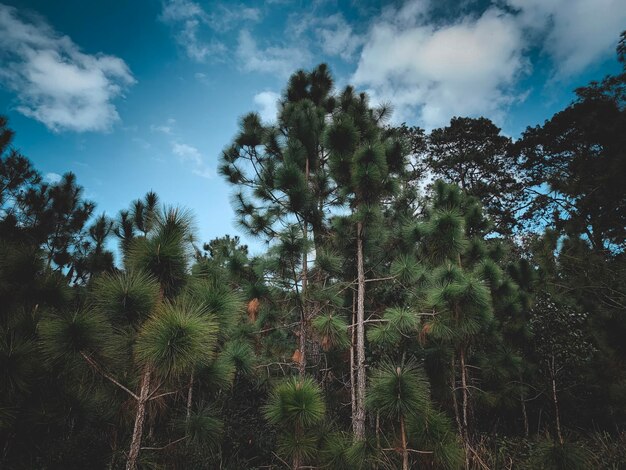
(384, 307, 418, 333)
(312, 313, 349, 350)
(367, 359, 430, 419)
(390, 254, 424, 284)
(183, 406, 223, 450)
(134, 299, 218, 377)
(345, 437, 384, 470)
(92, 270, 160, 326)
(407, 408, 464, 470)
(424, 208, 468, 262)
(186, 278, 244, 339)
(223, 339, 254, 375)
(198, 354, 236, 392)
(0, 327, 36, 398)
(3, 49, 626, 468)
(426, 117, 519, 233)
(313, 248, 343, 276)
(275, 431, 319, 464)
(367, 320, 401, 347)
(264, 376, 326, 467)
(264, 376, 326, 428)
(527, 438, 595, 470)
(39, 309, 115, 363)
(127, 207, 195, 299)
(320, 431, 354, 469)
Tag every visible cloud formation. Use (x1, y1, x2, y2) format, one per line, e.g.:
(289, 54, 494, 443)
(254, 91, 280, 122)
(150, 118, 176, 135)
(505, 0, 626, 77)
(0, 4, 135, 132)
(160, 0, 261, 62)
(315, 14, 363, 61)
(236, 31, 310, 77)
(171, 141, 212, 178)
(353, 5, 525, 128)
(352, 0, 626, 129)
(44, 172, 62, 184)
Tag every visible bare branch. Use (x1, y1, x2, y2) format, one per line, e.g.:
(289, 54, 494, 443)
(80, 352, 139, 401)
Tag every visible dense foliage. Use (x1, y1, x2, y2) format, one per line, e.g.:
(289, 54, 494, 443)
(1, 34, 625, 469)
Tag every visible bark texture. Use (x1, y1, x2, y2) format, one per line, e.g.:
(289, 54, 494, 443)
(126, 367, 151, 470)
(353, 221, 366, 440)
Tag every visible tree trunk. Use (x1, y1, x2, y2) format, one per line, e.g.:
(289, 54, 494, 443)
(353, 221, 366, 441)
(550, 355, 564, 445)
(126, 367, 151, 470)
(350, 291, 357, 424)
(459, 347, 470, 469)
(451, 357, 462, 437)
(298, 159, 310, 377)
(520, 372, 529, 437)
(400, 414, 409, 470)
(186, 370, 194, 422)
(460, 347, 469, 434)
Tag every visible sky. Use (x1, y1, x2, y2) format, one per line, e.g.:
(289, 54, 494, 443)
(1, 0, 625, 257)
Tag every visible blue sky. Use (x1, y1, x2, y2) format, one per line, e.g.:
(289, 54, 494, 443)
(1, 0, 625, 257)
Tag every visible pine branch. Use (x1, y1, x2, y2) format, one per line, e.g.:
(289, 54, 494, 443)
(80, 352, 139, 400)
(140, 436, 187, 451)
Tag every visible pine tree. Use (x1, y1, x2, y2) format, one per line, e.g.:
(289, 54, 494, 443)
(40, 203, 238, 469)
(325, 87, 408, 440)
(264, 376, 326, 469)
(219, 64, 337, 376)
(409, 181, 522, 466)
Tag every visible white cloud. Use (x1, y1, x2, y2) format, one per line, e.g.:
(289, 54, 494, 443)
(285, 11, 361, 61)
(353, 5, 527, 129)
(254, 91, 280, 123)
(505, 0, 626, 77)
(171, 141, 211, 178)
(315, 14, 363, 60)
(150, 118, 176, 135)
(205, 4, 261, 33)
(179, 20, 227, 62)
(160, 0, 261, 62)
(237, 30, 310, 77)
(351, 0, 625, 129)
(0, 4, 135, 132)
(160, 0, 225, 61)
(44, 172, 62, 184)
(160, 0, 205, 22)
(151, 125, 173, 134)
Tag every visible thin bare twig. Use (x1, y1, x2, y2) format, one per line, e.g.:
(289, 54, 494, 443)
(80, 352, 139, 401)
(140, 436, 187, 451)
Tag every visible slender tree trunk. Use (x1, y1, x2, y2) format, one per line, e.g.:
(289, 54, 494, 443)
(520, 371, 529, 438)
(186, 370, 194, 422)
(451, 357, 462, 436)
(459, 347, 470, 469)
(400, 414, 409, 470)
(126, 367, 151, 470)
(350, 291, 357, 424)
(353, 221, 366, 441)
(298, 159, 310, 377)
(550, 355, 564, 445)
(298, 248, 307, 376)
(460, 347, 469, 434)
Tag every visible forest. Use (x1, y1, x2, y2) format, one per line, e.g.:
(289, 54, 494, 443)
(0, 31, 625, 470)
